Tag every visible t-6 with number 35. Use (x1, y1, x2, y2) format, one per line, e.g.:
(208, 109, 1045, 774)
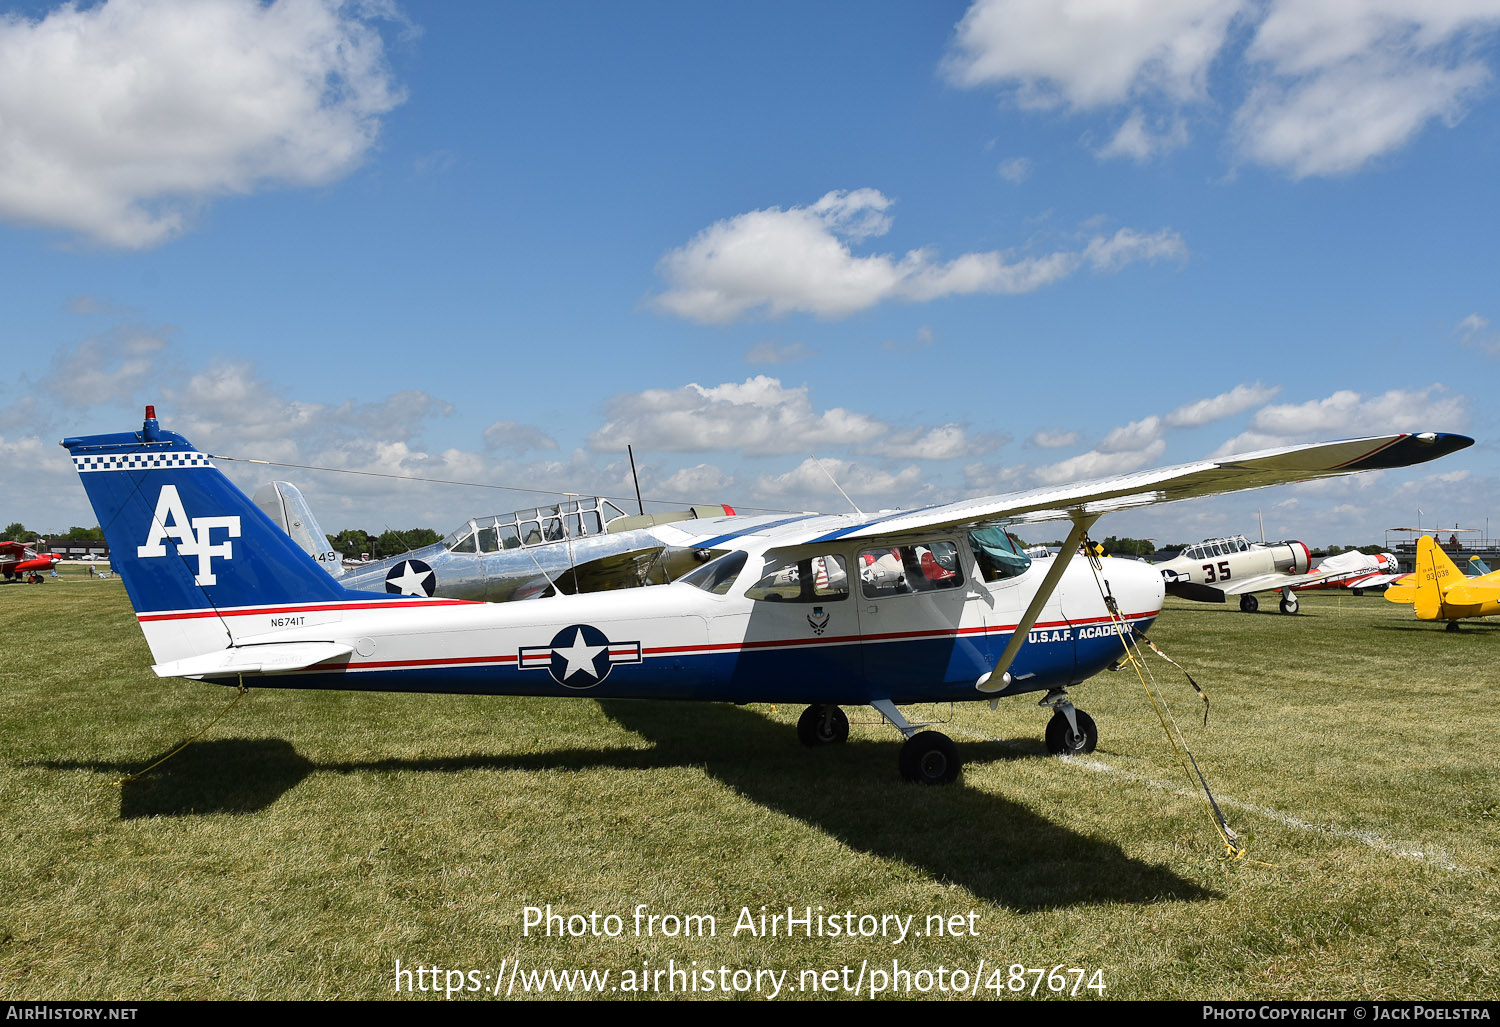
(1156, 535, 1314, 614)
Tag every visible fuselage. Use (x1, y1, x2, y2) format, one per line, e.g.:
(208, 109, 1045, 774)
(1155, 535, 1310, 589)
(1, 547, 59, 579)
(140, 536, 1164, 706)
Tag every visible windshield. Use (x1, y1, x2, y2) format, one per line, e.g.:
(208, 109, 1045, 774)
(679, 550, 747, 595)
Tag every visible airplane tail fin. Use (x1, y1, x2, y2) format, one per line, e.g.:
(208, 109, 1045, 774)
(1384, 536, 1458, 620)
(62, 408, 385, 667)
(254, 481, 344, 579)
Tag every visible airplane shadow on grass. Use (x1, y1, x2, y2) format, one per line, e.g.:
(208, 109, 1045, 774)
(44, 700, 1216, 910)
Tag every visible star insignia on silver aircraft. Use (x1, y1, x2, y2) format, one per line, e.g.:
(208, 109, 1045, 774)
(385, 559, 436, 597)
(518, 624, 642, 689)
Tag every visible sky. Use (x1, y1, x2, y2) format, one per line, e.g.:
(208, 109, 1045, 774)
(2, 0, 1498, 550)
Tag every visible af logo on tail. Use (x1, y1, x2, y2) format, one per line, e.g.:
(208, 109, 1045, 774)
(136, 484, 242, 585)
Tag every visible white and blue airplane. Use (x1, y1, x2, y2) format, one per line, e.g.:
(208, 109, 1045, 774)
(63, 407, 1472, 784)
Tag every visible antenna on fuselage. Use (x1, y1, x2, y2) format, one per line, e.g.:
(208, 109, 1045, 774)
(1258, 508, 1265, 544)
(627, 444, 645, 516)
(810, 454, 863, 518)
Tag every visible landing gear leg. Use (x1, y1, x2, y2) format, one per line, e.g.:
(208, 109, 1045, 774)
(870, 699, 962, 785)
(1279, 589, 1299, 615)
(1038, 688, 1098, 756)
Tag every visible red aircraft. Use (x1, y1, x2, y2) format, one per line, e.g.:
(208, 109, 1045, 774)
(1, 540, 60, 583)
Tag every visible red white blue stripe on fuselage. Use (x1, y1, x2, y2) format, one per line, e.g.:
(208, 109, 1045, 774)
(141, 599, 1155, 705)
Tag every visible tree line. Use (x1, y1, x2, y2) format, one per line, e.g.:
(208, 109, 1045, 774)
(326, 528, 442, 560)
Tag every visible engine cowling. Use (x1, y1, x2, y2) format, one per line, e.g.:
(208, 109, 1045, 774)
(1268, 541, 1312, 575)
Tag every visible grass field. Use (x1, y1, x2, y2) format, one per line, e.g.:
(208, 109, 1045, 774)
(1, 569, 1496, 1000)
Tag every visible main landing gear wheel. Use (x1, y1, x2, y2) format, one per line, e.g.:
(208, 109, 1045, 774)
(797, 704, 849, 746)
(898, 731, 961, 785)
(1045, 709, 1098, 756)
(1445, 621, 1462, 633)
(1240, 594, 1259, 613)
(1279, 593, 1300, 615)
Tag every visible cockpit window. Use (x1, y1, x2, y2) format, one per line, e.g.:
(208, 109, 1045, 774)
(477, 526, 499, 553)
(680, 550, 747, 595)
(860, 541, 964, 598)
(969, 526, 1031, 581)
(747, 553, 848, 602)
(447, 497, 624, 550)
(450, 530, 477, 554)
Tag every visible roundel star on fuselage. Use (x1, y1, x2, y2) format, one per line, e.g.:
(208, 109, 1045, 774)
(386, 559, 436, 596)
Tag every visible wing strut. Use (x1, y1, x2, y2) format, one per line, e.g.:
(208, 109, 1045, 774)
(977, 514, 1098, 694)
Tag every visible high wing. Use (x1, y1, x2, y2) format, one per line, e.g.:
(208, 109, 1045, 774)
(760, 433, 1473, 546)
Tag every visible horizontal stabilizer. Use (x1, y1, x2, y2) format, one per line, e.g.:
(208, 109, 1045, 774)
(1384, 584, 1417, 603)
(153, 641, 354, 679)
(1443, 582, 1500, 606)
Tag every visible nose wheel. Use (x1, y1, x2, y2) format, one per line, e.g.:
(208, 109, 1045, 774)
(1038, 689, 1097, 756)
(1045, 709, 1098, 756)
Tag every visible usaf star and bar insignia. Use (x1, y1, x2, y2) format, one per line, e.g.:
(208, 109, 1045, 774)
(385, 559, 437, 597)
(518, 624, 642, 689)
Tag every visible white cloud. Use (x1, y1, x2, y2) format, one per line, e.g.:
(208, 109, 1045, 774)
(745, 340, 815, 365)
(752, 457, 926, 504)
(1098, 415, 1162, 453)
(482, 421, 559, 453)
(0, 0, 405, 248)
(1165, 381, 1281, 427)
(881, 325, 938, 353)
(1095, 109, 1189, 161)
(652, 189, 1185, 323)
(1032, 439, 1168, 485)
(943, 0, 1241, 109)
(1027, 429, 1079, 449)
(657, 463, 731, 499)
(1234, 53, 1490, 178)
(587, 375, 888, 456)
(945, 0, 1500, 178)
(864, 424, 1004, 461)
(1211, 385, 1469, 455)
(997, 156, 1032, 182)
(158, 364, 455, 466)
(962, 460, 1030, 494)
(43, 323, 172, 399)
(1458, 312, 1500, 357)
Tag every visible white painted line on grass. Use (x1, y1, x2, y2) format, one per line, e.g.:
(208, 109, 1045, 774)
(954, 727, 1475, 874)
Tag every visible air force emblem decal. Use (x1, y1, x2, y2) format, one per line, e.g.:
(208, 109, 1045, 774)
(518, 624, 642, 689)
(136, 484, 241, 585)
(807, 607, 830, 635)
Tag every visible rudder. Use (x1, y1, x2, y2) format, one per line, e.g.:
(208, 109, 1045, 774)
(63, 408, 359, 617)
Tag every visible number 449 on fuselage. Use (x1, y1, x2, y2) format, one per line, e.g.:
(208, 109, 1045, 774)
(62, 409, 1471, 785)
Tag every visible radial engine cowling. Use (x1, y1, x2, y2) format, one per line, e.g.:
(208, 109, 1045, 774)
(1268, 541, 1312, 575)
